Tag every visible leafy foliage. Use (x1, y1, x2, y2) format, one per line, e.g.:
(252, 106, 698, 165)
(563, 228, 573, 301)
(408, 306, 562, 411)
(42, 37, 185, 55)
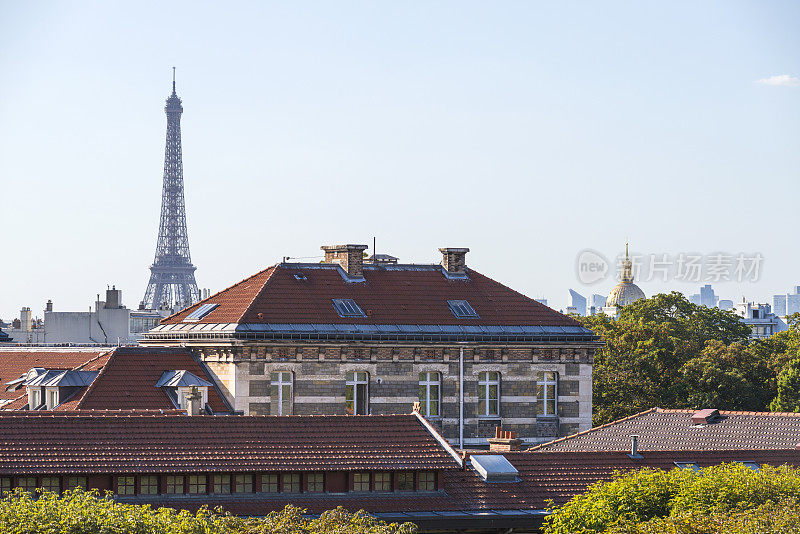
(543, 463, 800, 534)
(771, 358, 800, 412)
(0, 487, 416, 534)
(578, 293, 800, 425)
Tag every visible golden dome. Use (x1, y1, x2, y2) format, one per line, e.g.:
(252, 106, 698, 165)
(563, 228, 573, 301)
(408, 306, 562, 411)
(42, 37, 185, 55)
(607, 242, 645, 307)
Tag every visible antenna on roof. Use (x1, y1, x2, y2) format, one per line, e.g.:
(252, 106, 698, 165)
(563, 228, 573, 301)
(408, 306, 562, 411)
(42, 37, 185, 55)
(172, 67, 176, 94)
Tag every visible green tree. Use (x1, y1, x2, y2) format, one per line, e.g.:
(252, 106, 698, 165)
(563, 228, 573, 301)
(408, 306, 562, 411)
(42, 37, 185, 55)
(578, 293, 764, 425)
(544, 463, 800, 534)
(770, 358, 800, 412)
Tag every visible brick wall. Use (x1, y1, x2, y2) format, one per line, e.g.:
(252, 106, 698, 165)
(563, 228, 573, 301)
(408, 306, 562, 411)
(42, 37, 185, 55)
(197, 344, 594, 445)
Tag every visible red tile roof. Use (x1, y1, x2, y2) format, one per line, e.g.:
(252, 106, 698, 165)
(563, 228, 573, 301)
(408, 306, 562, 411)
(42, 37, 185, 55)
(162, 263, 581, 328)
(529, 407, 800, 452)
(0, 349, 110, 407)
(71, 347, 230, 412)
(0, 413, 458, 474)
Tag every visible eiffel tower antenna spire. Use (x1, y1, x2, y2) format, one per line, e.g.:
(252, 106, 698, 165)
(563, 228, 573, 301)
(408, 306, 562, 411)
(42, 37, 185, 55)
(142, 70, 200, 310)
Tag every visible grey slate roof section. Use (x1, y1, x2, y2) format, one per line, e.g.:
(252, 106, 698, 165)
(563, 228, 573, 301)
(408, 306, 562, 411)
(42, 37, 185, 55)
(25, 370, 99, 388)
(530, 408, 800, 452)
(155, 370, 213, 388)
(146, 322, 597, 343)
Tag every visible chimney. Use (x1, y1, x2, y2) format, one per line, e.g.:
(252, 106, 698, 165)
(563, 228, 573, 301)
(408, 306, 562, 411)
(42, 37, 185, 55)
(19, 308, 32, 332)
(186, 387, 202, 416)
(45, 300, 53, 313)
(440, 248, 469, 275)
(488, 426, 523, 452)
(628, 435, 643, 459)
(321, 244, 368, 279)
(105, 286, 122, 309)
(691, 409, 720, 425)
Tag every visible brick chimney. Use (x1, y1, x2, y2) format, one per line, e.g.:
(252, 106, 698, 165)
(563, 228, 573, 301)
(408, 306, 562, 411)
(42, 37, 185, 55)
(691, 409, 720, 425)
(440, 248, 469, 275)
(488, 426, 523, 452)
(321, 244, 368, 279)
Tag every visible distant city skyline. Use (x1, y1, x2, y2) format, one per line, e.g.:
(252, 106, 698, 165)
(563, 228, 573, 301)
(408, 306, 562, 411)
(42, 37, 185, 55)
(1, 1, 799, 319)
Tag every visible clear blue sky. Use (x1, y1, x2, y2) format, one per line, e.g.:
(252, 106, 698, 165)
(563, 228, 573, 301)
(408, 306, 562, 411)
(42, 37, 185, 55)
(1, 1, 798, 320)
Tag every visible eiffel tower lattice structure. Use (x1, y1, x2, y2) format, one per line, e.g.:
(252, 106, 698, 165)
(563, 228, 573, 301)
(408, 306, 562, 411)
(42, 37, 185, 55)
(142, 69, 200, 310)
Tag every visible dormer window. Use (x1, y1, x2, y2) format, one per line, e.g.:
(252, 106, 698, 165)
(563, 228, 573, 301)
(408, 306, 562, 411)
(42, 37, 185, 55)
(332, 299, 366, 318)
(156, 370, 213, 412)
(447, 300, 479, 318)
(183, 303, 219, 322)
(21, 368, 98, 410)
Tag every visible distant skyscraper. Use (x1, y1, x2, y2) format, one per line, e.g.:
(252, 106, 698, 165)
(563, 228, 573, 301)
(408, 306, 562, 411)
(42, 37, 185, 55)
(568, 289, 587, 316)
(700, 284, 718, 308)
(142, 70, 200, 309)
(590, 294, 606, 310)
(689, 293, 701, 306)
(773, 285, 800, 317)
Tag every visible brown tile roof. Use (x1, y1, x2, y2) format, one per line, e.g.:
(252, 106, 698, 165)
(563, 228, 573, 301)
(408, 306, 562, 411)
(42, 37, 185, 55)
(0, 413, 458, 474)
(0, 349, 110, 407)
(162, 263, 582, 328)
(445, 449, 800, 511)
(528, 407, 800, 452)
(72, 347, 230, 412)
(115, 448, 800, 518)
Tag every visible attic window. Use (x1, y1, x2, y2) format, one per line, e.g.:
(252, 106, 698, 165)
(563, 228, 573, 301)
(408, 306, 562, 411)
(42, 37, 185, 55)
(332, 299, 366, 318)
(447, 300, 479, 318)
(674, 462, 700, 471)
(183, 303, 219, 322)
(741, 461, 760, 471)
(293, 274, 308, 281)
(470, 454, 519, 482)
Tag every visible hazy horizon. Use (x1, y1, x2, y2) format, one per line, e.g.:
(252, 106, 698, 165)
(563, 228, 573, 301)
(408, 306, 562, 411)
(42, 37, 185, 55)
(1, 1, 798, 320)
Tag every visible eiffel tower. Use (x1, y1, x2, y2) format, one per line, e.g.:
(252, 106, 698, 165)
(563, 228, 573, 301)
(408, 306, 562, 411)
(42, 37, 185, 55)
(142, 69, 200, 310)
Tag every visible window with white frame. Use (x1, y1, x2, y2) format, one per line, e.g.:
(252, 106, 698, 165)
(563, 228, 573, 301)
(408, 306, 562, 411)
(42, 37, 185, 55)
(345, 371, 369, 415)
(270, 371, 293, 415)
(477, 371, 500, 417)
(46, 389, 59, 410)
(177, 387, 208, 411)
(418, 372, 441, 417)
(536, 371, 558, 416)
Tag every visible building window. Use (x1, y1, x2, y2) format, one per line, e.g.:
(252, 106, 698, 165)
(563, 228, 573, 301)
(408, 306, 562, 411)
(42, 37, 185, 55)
(47, 389, 59, 410)
(140, 476, 158, 495)
(0, 477, 11, 494)
(418, 471, 435, 491)
(115, 476, 135, 495)
(536, 371, 558, 416)
(332, 299, 366, 318)
(31, 389, 41, 409)
(234, 474, 253, 493)
(373, 472, 391, 492)
(397, 472, 414, 491)
(345, 371, 369, 415)
(67, 477, 86, 491)
(418, 372, 441, 417)
(262, 474, 278, 493)
(307, 473, 324, 493)
(270, 371, 293, 415)
(166, 475, 184, 494)
(41, 476, 60, 494)
(477, 371, 500, 417)
(212, 474, 230, 494)
(17, 477, 36, 493)
(446, 300, 479, 318)
(281, 473, 300, 493)
(353, 472, 370, 492)
(188, 475, 206, 494)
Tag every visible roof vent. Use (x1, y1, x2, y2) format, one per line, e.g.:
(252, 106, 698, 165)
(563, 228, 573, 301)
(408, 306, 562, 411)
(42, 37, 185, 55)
(470, 454, 519, 482)
(628, 434, 643, 459)
(691, 409, 720, 425)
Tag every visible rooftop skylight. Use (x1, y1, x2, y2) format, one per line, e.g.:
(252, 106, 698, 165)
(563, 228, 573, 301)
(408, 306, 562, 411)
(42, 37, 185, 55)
(470, 454, 519, 482)
(183, 303, 219, 322)
(332, 299, 366, 318)
(447, 300, 479, 318)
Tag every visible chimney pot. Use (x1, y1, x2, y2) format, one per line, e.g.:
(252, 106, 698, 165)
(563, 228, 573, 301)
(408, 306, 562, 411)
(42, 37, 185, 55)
(488, 427, 523, 452)
(495, 426, 501, 439)
(439, 247, 470, 275)
(321, 244, 368, 279)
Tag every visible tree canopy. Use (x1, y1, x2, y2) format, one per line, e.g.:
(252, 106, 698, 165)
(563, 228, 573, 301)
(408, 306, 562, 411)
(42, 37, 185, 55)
(0, 487, 416, 534)
(577, 294, 800, 425)
(544, 463, 800, 534)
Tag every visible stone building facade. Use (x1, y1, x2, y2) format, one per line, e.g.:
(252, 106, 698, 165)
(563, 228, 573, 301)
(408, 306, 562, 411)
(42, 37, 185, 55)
(142, 245, 600, 446)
